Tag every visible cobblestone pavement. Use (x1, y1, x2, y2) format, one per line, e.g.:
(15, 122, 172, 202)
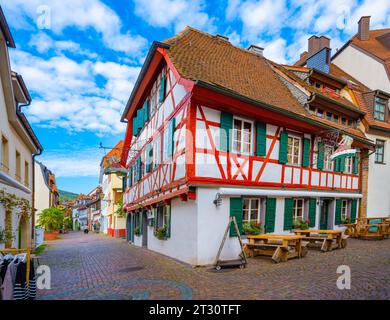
(36, 232, 390, 300)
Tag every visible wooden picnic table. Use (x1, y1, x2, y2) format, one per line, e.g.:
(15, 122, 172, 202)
(293, 229, 346, 252)
(245, 234, 306, 263)
(358, 222, 390, 239)
(343, 223, 358, 237)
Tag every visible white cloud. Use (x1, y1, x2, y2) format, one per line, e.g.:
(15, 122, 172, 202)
(259, 38, 287, 64)
(1, 0, 147, 55)
(39, 148, 103, 177)
(11, 49, 139, 135)
(133, 0, 215, 33)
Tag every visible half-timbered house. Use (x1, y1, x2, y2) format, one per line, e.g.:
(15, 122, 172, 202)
(121, 27, 374, 265)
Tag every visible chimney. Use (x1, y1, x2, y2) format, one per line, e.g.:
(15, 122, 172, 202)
(358, 16, 371, 41)
(308, 35, 330, 56)
(215, 34, 229, 42)
(247, 44, 264, 57)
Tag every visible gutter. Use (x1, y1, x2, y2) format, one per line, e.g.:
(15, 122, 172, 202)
(0, 7, 15, 48)
(218, 187, 362, 199)
(120, 41, 170, 122)
(195, 80, 375, 147)
(31, 147, 43, 248)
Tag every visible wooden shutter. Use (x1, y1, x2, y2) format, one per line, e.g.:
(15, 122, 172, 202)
(350, 199, 357, 223)
(128, 166, 133, 187)
(166, 206, 171, 238)
(283, 198, 294, 230)
(302, 138, 311, 167)
(165, 117, 176, 159)
(256, 121, 267, 156)
(136, 109, 142, 133)
(220, 112, 233, 152)
(339, 156, 346, 173)
(159, 71, 166, 103)
(122, 176, 127, 192)
(139, 212, 143, 235)
(132, 116, 138, 136)
(335, 199, 342, 225)
(308, 199, 316, 227)
(334, 158, 340, 172)
(136, 157, 142, 181)
(317, 142, 324, 170)
(144, 99, 150, 122)
(265, 198, 276, 233)
(278, 131, 288, 164)
(229, 198, 243, 237)
(353, 155, 359, 174)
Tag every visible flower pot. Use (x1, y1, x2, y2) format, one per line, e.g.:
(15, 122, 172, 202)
(44, 231, 59, 241)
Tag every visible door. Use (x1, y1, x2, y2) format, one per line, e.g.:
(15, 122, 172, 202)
(126, 213, 132, 242)
(320, 200, 329, 230)
(142, 211, 148, 247)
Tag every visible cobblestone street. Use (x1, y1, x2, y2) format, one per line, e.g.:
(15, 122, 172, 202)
(37, 231, 390, 300)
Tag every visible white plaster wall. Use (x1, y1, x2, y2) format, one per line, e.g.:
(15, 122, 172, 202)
(366, 133, 390, 218)
(333, 46, 390, 93)
(34, 162, 50, 224)
(147, 197, 198, 265)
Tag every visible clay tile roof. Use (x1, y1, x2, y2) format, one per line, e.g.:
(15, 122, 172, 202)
(103, 140, 124, 168)
(161, 27, 371, 144)
(163, 27, 306, 117)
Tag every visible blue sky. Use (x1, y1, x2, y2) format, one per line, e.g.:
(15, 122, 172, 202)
(1, 0, 389, 194)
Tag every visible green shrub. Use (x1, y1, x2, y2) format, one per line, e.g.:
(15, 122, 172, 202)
(293, 219, 309, 230)
(243, 221, 262, 235)
(155, 225, 167, 240)
(134, 226, 141, 236)
(37, 207, 65, 232)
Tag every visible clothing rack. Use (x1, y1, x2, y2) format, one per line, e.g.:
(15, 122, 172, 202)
(0, 248, 31, 287)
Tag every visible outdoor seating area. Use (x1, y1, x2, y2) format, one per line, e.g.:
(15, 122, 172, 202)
(344, 217, 390, 240)
(293, 229, 348, 252)
(244, 234, 308, 263)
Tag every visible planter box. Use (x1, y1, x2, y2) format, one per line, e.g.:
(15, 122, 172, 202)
(44, 232, 59, 241)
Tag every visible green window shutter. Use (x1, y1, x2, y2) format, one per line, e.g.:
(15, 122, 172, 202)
(308, 199, 316, 227)
(136, 109, 142, 133)
(128, 167, 133, 187)
(146, 144, 152, 173)
(350, 199, 358, 223)
(122, 176, 127, 192)
(166, 206, 171, 238)
(165, 117, 176, 159)
(317, 142, 324, 170)
(140, 212, 143, 235)
(256, 121, 267, 156)
(144, 99, 150, 122)
(353, 155, 359, 175)
(302, 138, 311, 167)
(283, 198, 294, 230)
(136, 157, 142, 181)
(220, 112, 233, 152)
(339, 156, 346, 173)
(159, 71, 166, 103)
(279, 131, 288, 164)
(334, 158, 340, 172)
(265, 198, 276, 233)
(229, 198, 243, 237)
(335, 199, 342, 225)
(132, 116, 138, 136)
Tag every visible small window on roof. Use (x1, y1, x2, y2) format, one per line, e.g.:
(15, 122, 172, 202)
(326, 112, 332, 121)
(341, 117, 347, 125)
(333, 114, 339, 123)
(317, 109, 324, 118)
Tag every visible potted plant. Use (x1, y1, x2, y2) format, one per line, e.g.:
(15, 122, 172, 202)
(37, 207, 65, 240)
(243, 221, 262, 235)
(293, 219, 309, 230)
(155, 225, 168, 240)
(134, 226, 141, 236)
(342, 217, 351, 224)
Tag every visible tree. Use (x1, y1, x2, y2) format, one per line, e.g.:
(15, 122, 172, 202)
(37, 207, 65, 232)
(115, 195, 126, 218)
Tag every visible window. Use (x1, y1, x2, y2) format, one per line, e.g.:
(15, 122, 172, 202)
(341, 117, 347, 125)
(1, 135, 9, 174)
(287, 135, 301, 165)
(153, 135, 161, 169)
(375, 140, 385, 163)
(135, 212, 141, 230)
(333, 114, 339, 123)
(293, 199, 304, 221)
(232, 118, 253, 155)
(243, 198, 261, 224)
(374, 97, 386, 121)
(15, 151, 21, 182)
(317, 109, 324, 118)
(155, 205, 169, 229)
(326, 112, 332, 121)
(309, 105, 316, 113)
(345, 157, 354, 174)
(341, 200, 349, 221)
(24, 161, 29, 187)
(324, 145, 334, 171)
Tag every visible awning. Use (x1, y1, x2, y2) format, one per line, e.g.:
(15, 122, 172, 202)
(218, 188, 362, 199)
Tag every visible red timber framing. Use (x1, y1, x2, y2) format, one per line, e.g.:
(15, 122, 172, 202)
(121, 47, 370, 212)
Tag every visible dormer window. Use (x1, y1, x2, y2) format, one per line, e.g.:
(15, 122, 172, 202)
(374, 96, 386, 121)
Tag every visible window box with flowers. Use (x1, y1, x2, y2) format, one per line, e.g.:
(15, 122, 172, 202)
(293, 219, 309, 230)
(242, 221, 262, 235)
(153, 205, 171, 240)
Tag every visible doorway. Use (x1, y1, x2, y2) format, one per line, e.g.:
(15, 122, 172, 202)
(320, 199, 330, 230)
(126, 213, 133, 242)
(142, 211, 148, 247)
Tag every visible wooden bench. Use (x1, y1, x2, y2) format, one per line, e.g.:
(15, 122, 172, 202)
(293, 229, 345, 252)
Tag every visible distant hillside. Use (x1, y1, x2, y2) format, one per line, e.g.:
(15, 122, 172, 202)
(59, 190, 79, 203)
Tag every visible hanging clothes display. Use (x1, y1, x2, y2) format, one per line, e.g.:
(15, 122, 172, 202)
(0, 248, 36, 300)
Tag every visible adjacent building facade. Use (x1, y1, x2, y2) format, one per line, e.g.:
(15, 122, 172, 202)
(121, 28, 374, 265)
(0, 7, 43, 249)
(99, 141, 126, 238)
(34, 161, 59, 223)
(86, 186, 102, 232)
(331, 17, 390, 218)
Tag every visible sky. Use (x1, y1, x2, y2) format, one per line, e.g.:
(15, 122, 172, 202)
(1, 0, 389, 194)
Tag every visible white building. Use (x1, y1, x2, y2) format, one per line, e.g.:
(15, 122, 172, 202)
(34, 161, 59, 224)
(121, 28, 373, 266)
(0, 7, 43, 249)
(332, 16, 390, 218)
